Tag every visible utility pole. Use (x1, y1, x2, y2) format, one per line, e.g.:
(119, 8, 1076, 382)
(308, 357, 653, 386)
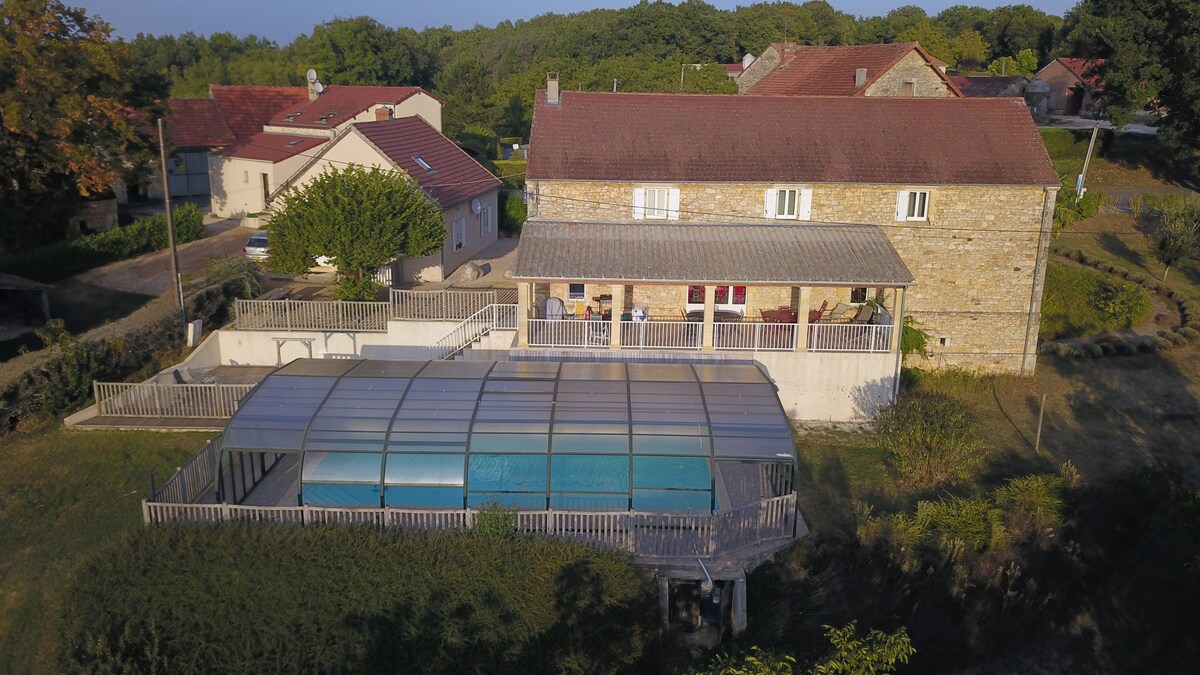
(1076, 122, 1101, 204)
(680, 63, 686, 91)
(157, 118, 188, 333)
(1034, 393, 1047, 455)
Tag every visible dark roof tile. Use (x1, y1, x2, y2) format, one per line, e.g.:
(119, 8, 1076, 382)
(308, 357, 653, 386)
(748, 42, 955, 96)
(269, 86, 434, 130)
(948, 75, 1027, 97)
(218, 133, 326, 163)
(161, 99, 235, 147)
(527, 91, 1058, 186)
(209, 85, 309, 140)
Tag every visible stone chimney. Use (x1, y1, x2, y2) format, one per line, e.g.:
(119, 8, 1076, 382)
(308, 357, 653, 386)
(546, 73, 560, 106)
(375, 106, 393, 121)
(854, 68, 868, 88)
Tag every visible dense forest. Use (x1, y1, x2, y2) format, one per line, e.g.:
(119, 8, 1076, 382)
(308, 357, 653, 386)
(128, 2, 1070, 138)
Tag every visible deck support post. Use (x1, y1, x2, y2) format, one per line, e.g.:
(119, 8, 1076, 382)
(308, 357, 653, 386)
(516, 282, 531, 347)
(659, 576, 671, 632)
(609, 284, 624, 349)
(797, 286, 811, 352)
(731, 573, 748, 635)
(701, 285, 716, 351)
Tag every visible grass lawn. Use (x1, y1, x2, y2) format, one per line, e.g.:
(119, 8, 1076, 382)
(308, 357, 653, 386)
(1040, 128, 1198, 190)
(0, 281, 154, 362)
(1039, 258, 1153, 339)
(0, 425, 208, 673)
(1055, 213, 1200, 301)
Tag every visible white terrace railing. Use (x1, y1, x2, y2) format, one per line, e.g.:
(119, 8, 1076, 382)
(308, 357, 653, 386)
(391, 289, 497, 321)
(94, 382, 256, 418)
(714, 322, 798, 351)
(234, 299, 392, 332)
(620, 320, 703, 350)
(807, 323, 893, 353)
(142, 493, 798, 560)
(152, 439, 219, 504)
(528, 318, 611, 348)
(431, 304, 517, 360)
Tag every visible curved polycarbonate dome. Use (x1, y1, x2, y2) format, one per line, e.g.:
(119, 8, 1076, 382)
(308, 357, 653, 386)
(219, 359, 795, 512)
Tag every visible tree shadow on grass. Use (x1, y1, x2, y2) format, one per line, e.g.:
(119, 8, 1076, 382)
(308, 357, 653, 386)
(1097, 232, 1146, 269)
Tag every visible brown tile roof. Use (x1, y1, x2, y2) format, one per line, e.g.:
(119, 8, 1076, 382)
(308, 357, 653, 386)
(354, 116, 501, 207)
(268, 86, 435, 131)
(218, 132, 326, 163)
(527, 91, 1058, 186)
(209, 85, 308, 140)
(1055, 58, 1106, 89)
(949, 75, 1028, 97)
(161, 99, 235, 147)
(747, 42, 960, 97)
(512, 221, 913, 285)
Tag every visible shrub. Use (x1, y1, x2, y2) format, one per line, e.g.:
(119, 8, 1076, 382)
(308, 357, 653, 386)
(498, 189, 526, 234)
(699, 645, 798, 674)
(61, 525, 659, 675)
(994, 475, 1065, 536)
(1092, 278, 1152, 329)
(810, 622, 915, 675)
(1152, 336, 1173, 351)
(1083, 342, 1104, 357)
(899, 315, 929, 358)
(1178, 326, 1200, 341)
(875, 391, 983, 488)
(0, 204, 204, 283)
(1164, 330, 1189, 346)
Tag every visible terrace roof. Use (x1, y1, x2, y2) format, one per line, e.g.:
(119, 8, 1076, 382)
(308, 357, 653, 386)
(219, 359, 796, 512)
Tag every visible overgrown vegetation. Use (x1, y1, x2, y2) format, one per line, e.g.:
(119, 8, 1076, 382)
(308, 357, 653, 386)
(61, 525, 661, 674)
(1040, 259, 1152, 339)
(697, 624, 913, 675)
(874, 391, 983, 488)
(0, 203, 204, 283)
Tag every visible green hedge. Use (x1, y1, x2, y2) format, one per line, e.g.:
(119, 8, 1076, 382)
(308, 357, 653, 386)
(62, 525, 661, 675)
(0, 203, 205, 283)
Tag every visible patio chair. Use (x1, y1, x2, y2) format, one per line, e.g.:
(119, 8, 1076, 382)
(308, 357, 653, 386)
(851, 305, 875, 324)
(808, 300, 828, 324)
(588, 318, 610, 346)
(827, 302, 855, 323)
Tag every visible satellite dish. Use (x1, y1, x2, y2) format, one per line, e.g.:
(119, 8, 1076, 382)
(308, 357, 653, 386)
(314, 82, 324, 94)
(470, 198, 482, 214)
(306, 68, 318, 83)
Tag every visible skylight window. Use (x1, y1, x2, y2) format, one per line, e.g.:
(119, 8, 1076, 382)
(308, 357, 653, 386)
(286, 140, 303, 147)
(412, 156, 434, 172)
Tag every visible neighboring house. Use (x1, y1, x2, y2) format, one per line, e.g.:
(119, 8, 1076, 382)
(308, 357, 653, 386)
(121, 85, 308, 204)
(1033, 57, 1106, 116)
(275, 115, 502, 283)
(513, 83, 1057, 419)
(724, 63, 744, 78)
(738, 42, 963, 97)
(949, 75, 1029, 98)
(209, 85, 444, 218)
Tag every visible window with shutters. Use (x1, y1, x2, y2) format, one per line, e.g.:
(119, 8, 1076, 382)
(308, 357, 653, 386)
(906, 191, 929, 220)
(644, 188, 669, 219)
(766, 186, 812, 220)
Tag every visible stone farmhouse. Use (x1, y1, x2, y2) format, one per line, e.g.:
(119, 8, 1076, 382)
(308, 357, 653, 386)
(738, 42, 962, 98)
(514, 81, 1058, 413)
(1032, 57, 1106, 117)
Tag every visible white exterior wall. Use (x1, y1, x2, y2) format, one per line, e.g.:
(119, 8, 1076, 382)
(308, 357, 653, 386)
(753, 351, 898, 421)
(209, 152, 320, 218)
(439, 188, 500, 280)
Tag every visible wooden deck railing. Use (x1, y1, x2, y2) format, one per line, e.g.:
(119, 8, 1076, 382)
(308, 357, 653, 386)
(94, 382, 255, 418)
(142, 493, 798, 560)
(152, 440, 218, 504)
(234, 299, 393, 331)
(390, 289, 497, 321)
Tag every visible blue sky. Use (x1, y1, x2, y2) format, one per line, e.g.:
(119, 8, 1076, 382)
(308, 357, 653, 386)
(79, 1, 1078, 43)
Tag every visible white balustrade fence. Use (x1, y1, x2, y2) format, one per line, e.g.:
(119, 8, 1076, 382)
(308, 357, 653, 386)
(620, 320, 703, 350)
(235, 299, 392, 331)
(528, 318, 612, 348)
(807, 323, 893, 353)
(432, 304, 517, 359)
(151, 440, 218, 504)
(390, 289, 497, 320)
(94, 382, 255, 418)
(713, 322, 798, 351)
(142, 494, 798, 560)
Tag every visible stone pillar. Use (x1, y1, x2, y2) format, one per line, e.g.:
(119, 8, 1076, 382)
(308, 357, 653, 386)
(731, 574, 748, 635)
(797, 286, 811, 352)
(609, 284, 624, 349)
(517, 282, 531, 348)
(890, 287, 906, 354)
(701, 284, 716, 351)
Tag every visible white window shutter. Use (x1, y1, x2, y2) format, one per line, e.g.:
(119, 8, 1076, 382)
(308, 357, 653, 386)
(633, 188, 646, 220)
(895, 191, 909, 221)
(764, 189, 777, 218)
(667, 188, 681, 220)
(798, 189, 813, 221)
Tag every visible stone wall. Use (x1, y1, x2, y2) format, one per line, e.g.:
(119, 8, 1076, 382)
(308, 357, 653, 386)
(528, 178, 1056, 373)
(736, 46, 783, 93)
(866, 50, 956, 97)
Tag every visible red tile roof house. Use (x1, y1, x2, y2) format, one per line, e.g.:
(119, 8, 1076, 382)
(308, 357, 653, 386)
(270, 115, 502, 283)
(511, 80, 1058, 421)
(209, 84, 444, 220)
(738, 42, 963, 98)
(949, 75, 1029, 98)
(1032, 57, 1107, 117)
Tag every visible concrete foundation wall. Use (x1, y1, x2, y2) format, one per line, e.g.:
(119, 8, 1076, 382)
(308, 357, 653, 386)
(754, 351, 898, 421)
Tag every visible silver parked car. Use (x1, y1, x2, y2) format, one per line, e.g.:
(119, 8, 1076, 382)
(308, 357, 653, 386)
(243, 232, 269, 261)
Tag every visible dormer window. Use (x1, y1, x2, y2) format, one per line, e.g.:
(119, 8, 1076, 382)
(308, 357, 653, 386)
(412, 156, 434, 173)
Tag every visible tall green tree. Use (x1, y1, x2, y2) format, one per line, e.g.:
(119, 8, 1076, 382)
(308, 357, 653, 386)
(1064, 0, 1200, 161)
(268, 165, 445, 300)
(1151, 202, 1200, 281)
(0, 0, 167, 250)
